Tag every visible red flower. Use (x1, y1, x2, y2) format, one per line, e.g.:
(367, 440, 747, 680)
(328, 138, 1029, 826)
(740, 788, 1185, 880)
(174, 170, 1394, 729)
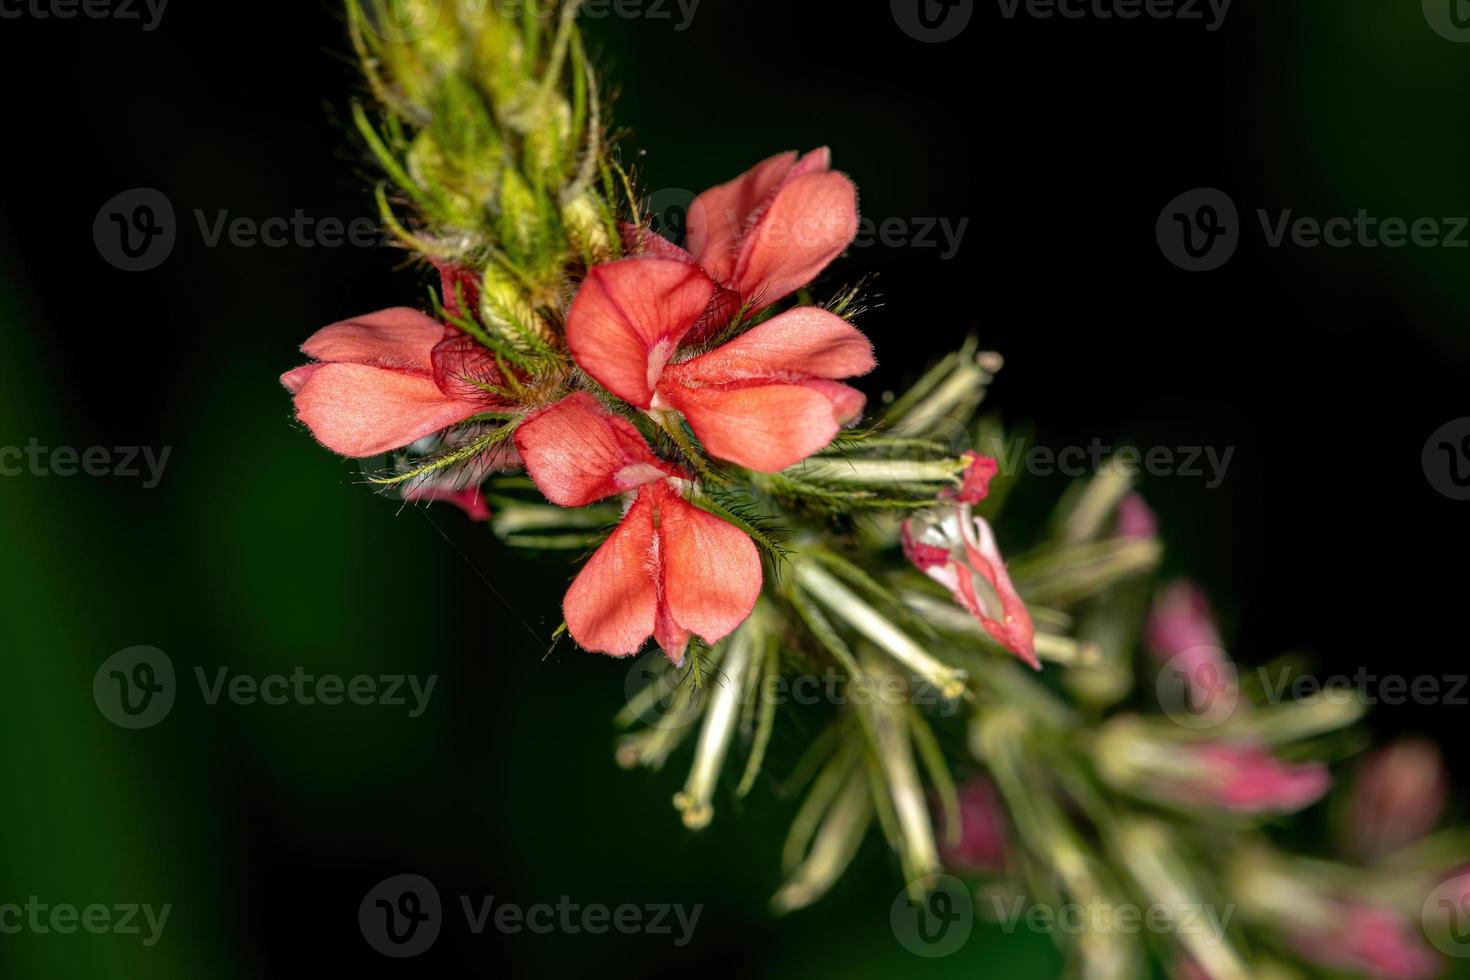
(626, 148, 860, 341)
(1183, 743, 1331, 814)
(566, 257, 875, 472)
(282, 308, 508, 458)
(514, 393, 762, 662)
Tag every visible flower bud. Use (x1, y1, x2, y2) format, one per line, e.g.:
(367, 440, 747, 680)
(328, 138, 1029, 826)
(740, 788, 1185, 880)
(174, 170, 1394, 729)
(1346, 738, 1448, 860)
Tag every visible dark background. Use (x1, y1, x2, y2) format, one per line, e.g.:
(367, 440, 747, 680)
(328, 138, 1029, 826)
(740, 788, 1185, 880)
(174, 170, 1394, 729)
(0, 0, 1466, 976)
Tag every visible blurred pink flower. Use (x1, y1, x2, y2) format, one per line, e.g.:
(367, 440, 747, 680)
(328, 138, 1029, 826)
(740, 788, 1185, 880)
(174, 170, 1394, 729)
(1182, 743, 1331, 814)
(1288, 903, 1439, 979)
(939, 777, 1009, 873)
(1114, 492, 1158, 538)
(1347, 738, 1448, 860)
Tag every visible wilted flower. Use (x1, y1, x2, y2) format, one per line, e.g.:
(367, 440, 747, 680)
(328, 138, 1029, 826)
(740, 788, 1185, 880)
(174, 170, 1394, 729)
(903, 471, 1037, 667)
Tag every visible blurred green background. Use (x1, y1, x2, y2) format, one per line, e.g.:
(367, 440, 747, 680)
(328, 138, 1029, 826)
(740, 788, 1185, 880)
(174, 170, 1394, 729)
(1, 0, 1468, 976)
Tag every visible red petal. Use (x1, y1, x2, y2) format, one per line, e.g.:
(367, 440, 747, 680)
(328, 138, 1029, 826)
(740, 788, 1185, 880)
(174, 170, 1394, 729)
(435, 261, 482, 321)
(656, 484, 762, 653)
(658, 380, 864, 473)
(563, 489, 660, 657)
(300, 308, 445, 372)
(431, 333, 510, 404)
(943, 453, 1000, 505)
(292, 363, 482, 458)
(514, 392, 681, 507)
(731, 171, 859, 310)
(565, 258, 716, 407)
(686, 151, 800, 284)
(669, 307, 876, 383)
(619, 222, 699, 263)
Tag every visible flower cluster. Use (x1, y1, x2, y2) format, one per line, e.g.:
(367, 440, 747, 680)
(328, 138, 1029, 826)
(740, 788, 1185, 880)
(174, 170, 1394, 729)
(285, 149, 883, 663)
(286, 7, 1470, 977)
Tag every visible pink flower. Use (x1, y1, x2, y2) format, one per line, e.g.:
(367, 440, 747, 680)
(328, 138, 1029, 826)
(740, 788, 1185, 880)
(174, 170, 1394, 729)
(940, 777, 1009, 873)
(514, 393, 761, 662)
(625, 148, 859, 340)
(1288, 903, 1439, 979)
(282, 308, 509, 458)
(1146, 580, 1236, 714)
(565, 257, 876, 472)
(405, 485, 493, 523)
(1114, 492, 1158, 538)
(902, 504, 1037, 668)
(1347, 739, 1448, 860)
(1146, 580, 1223, 661)
(1181, 743, 1330, 814)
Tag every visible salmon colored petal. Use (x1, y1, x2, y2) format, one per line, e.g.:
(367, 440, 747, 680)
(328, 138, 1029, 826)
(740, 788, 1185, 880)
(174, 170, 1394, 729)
(731, 171, 859, 309)
(667, 307, 876, 384)
(431, 333, 509, 404)
(514, 393, 681, 507)
(620, 222, 699, 263)
(686, 151, 800, 283)
(565, 258, 716, 407)
(563, 489, 660, 657)
(300, 308, 445, 372)
(656, 485, 762, 653)
(660, 380, 861, 473)
(292, 363, 482, 458)
(280, 363, 322, 395)
(653, 605, 693, 667)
